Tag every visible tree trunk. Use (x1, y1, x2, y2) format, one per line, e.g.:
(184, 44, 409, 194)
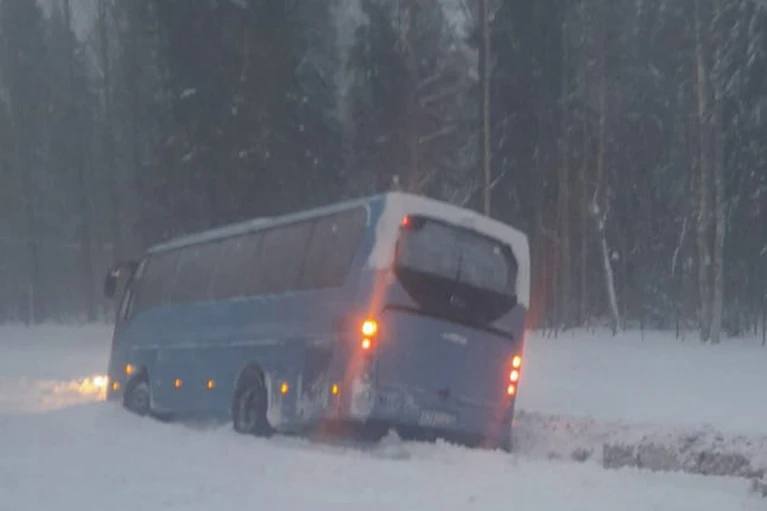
(479, 0, 491, 216)
(710, 100, 725, 343)
(593, 12, 620, 335)
(709, 1, 726, 344)
(16, 138, 41, 324)
(578, 121, 589, 326)
(121, 0, 146, 249)
(694, 0, 712, 342)
(98, 0, 123, 260)
(598, 216, 620, 335)
(397, 0, 422, 194)
(65, 0, 97, 321)
(557, 16, 572, 328)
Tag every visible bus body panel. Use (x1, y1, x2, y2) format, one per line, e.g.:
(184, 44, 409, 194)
(374, 309, 522, 407)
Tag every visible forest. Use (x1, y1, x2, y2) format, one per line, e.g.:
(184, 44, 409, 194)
(0, 0, 765, 344)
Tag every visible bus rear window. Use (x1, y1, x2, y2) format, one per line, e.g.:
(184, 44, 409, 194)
(394, 216, 518, 325)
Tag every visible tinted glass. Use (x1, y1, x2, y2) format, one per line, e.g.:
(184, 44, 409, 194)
(397, 220, 459, 280)
(209, 233, 261, 299)
(397, 218, 515, 295)
(255, 221, 313, 294)
(300, 208, 366, 289)
(235, 233, 264, 296)
(170, 242, 221, 303)
(134, 251, 180, 312)
(395, 216, 518, 325)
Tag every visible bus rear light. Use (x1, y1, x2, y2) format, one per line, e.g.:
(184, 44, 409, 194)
(507, 384, 516, 396)
(173, 378, 183, 389)
(330, 383, 340, 396)
(124, 364, 135, 376)
(280, 382, 290, 395)
(361, 319, 378, 337)
(360, 318, 378, 352)
(512, 355, 522, 369)
(509, 369, 520, 383)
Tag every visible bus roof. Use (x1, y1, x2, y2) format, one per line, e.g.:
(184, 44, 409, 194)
(147, 192, 530, 307)
(147, 194, 381, 255)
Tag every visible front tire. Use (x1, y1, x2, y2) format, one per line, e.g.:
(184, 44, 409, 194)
(123, 378, 151, 416)
(232, 369, 272, 436)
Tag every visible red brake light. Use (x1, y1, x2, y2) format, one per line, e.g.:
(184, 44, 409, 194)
(401, 215, 410, 227)
(512, 355, 522, 369)
(509, 369, 520, 383)
(507, 384, 516, 396)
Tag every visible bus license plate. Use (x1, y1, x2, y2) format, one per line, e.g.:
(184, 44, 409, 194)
(418, 410, 456, 428)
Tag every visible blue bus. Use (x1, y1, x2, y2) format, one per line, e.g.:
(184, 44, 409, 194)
(104, 193, 530, 448)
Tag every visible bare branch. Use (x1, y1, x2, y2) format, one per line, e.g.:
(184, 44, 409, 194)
(418, 125, 458, 145)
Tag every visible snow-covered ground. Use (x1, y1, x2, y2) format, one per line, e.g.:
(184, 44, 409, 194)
(0, 324, 764, 510)
(519, 329, 767, 435)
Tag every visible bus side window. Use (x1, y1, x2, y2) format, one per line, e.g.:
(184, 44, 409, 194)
(133, 251, 179, 313)
(300, 208, 366, 289)
(252, 221, 313, 295)
(210, 234, 262, 300)
(119, 260, 146, 321)
(171, 242, 221, 304)
(234, 233, 264, 297)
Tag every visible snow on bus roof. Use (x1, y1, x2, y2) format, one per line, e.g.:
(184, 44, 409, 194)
(372, 193, 530, 308)
(148, 195, 377, 254)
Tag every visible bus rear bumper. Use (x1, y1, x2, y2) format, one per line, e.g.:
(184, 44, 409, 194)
(332, 381, 514, 444)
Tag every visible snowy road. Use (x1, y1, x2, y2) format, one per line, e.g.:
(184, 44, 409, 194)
(0, 325, 764, 510)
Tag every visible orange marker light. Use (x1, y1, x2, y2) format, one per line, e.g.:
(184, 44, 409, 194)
(124, 364, 135, 376)
(361, 338, 373, 351)
(280, 382, 289, 395)
(507, 384, 516, 396)
(111, 381, 121, 392)
(509, 370, 520, 383)
(206, 379, 216, 390)
(512, 356, 522, 369)
(361, 319, 378, 337)
(173, 378, 183, 389)
(331, 384, 340, 396)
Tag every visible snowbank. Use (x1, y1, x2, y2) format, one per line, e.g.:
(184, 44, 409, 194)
(514, 410, 767, 481)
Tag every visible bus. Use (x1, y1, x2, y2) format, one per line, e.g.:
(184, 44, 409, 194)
(104, 192, 530, 448)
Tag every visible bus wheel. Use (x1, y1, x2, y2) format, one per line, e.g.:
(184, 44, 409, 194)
(123, 378, 151, 416)
(232, 370, 271, 436)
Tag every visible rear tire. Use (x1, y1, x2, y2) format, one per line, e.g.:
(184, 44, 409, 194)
(232, 369, 272, 436)
(123, 378, 151, 416)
